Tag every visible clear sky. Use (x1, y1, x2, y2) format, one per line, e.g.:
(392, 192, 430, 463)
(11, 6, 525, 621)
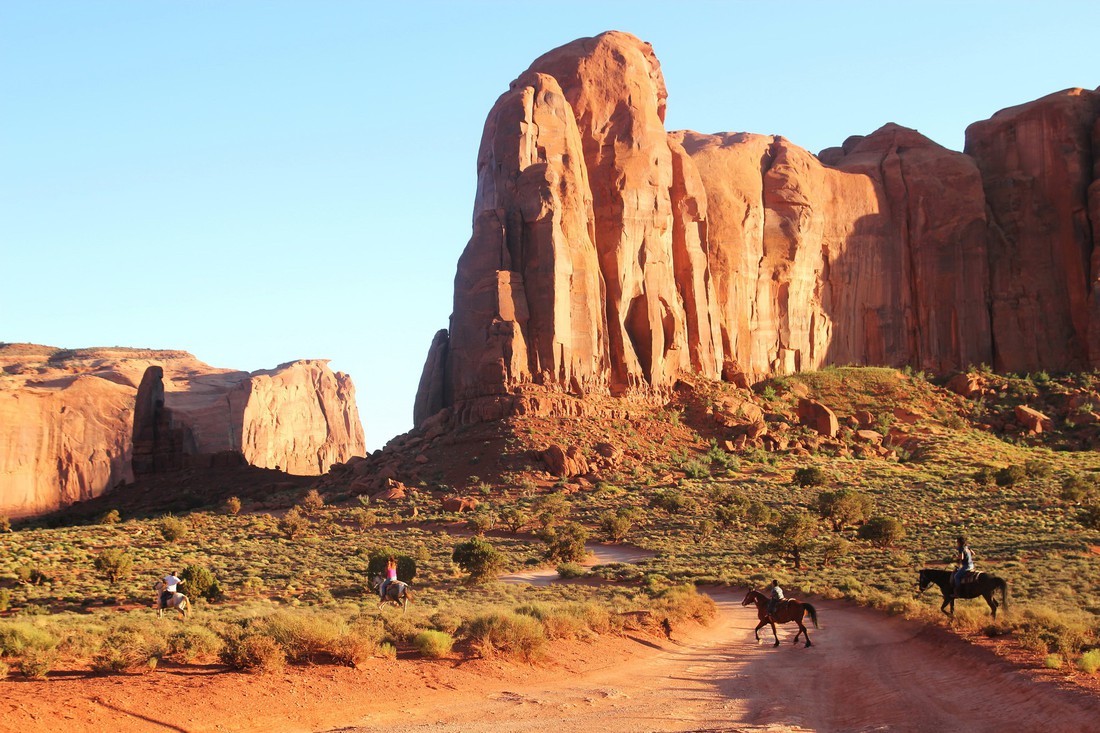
(2, 1, 1096, 451)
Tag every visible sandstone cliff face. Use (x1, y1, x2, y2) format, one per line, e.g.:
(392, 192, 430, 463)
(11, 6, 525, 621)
(0, 345, 366, 518)
(416, 32, 1100, 427)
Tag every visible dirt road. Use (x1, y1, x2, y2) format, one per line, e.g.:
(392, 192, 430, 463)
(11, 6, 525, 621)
(331, 590, 1100, 733)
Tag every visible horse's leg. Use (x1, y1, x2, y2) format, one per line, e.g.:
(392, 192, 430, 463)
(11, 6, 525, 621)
(770, 620, 779, 647)
(940, 594, 951, 616)
(985, 591, 998, 618)
(799, 617, 811, 647)
(753, 618, 767, 643)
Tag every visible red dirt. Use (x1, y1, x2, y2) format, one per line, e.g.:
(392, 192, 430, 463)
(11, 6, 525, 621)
(3, 590, 1097, 733)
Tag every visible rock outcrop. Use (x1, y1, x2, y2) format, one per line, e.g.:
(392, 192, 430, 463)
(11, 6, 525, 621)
(417, 31, 1100, 428)
(0, 345, 366, 518)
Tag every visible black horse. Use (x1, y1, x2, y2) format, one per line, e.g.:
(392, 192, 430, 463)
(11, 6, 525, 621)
(918, 568, 1008, 618)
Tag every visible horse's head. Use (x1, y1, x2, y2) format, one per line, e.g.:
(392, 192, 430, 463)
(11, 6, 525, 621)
(741, 590, 758, 607)
(372, 575, 383, 589)
(917, 569, 931, 593)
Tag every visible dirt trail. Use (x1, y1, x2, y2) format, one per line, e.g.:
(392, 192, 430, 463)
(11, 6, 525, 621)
(331, 590, 1100, 733)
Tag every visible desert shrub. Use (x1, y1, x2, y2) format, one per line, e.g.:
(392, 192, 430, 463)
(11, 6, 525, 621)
(413, 630, 454, 658)
(533, 494, 570, 529)
(465, 611, 546, 661)
(352, 507, 378, 531)
(1044, 653, 1064, 669)
(452, 537, 504, 583)
(714, 503, 745, 529)
(301, 488, 325, 514)
(649, 490, 696, 515)
(821, 536, 851, 567)
(277, 506, 309, 539)
(0, 622, 58, 656)
(995, 464, 1027, 488)
(500, 507, 529, 533)
(466, 511, 494, 536)
(99, 509, 121, 525)
(224, 496, 242, 515)
(816, 489, 875, 531)
(160, 515, 187, 542)
(17, 647, 56, 679)
(0, 515, 10, 533)
(598, 509, 634, 542)
(1024, 459, 1053, 479)
(93, 548, 133, 585)
(682, 459, 711, 479)
(166, 625, 224, 662)
(259, 611, 342, 663)
(1078, 649, 1100, 675)
(221, 633, 287, 673)
(760, 510, 818, 568)
(365, 550, 418, 583)
(1015, 608, 1092, 656)
(92, 626, 166, 673)
(858, 516, 906, 548)
(556, 562, 586, 579)
(0, 660, 8, 677)
(745, 500, 774, 527)
(15, 562, 48, 585)
(973, 467, 997, 486)
(649, 584, 718, 625)
(0, 589, 10, 613)
(1078, 503, 1100, 530)
(180, 565, 221, 602)
(541, 521, 589, 563)
(1060, 474, 1097, 503)
(792, 465, 827, 488)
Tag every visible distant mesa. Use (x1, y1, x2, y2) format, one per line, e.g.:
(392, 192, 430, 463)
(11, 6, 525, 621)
(415, 30, 1100, 428)
(0, 344, 366, 518)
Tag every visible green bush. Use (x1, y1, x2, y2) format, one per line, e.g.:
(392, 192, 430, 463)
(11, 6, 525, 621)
(821, 536, 851, 567)
(0, 622, 58, 656)
(973, 467, 996, 486)
(1078, 503, 1100, 530)
(166, 625, 224, 662)
(0, 588, 10, 613)
(258, 611, 342, 664)
(858, 516, 906, 548)
(556, 562, 586, 579)
(541, 521, 589, 563)
(99, 509, 121, 525)
(1060, 474, 1096, 503)
(1024, 459, 1053, 479)
(277, 506, 310, 539)
(1044, 653, 1064, 669)
(995, 464, 1027, 487)
(17, 648, 56, 679)
(817, 489, 875, 531)
(1078, 649, 1100, 675)
(500, 507, 529, 533)
(224, 496, 242, 515)
(180, 565, 221, 602)
(222, 633, 287, 673)
(160, 514, 187, 542)
(92, 627, 166, 673)
(0, 515, 10, 533)
(413, 630, 454, 659)
(301, 488, 325, 514)
(93, 548, 133, 585)
(681, 459, 711, 479)
(452, 537, 504, 583)
(598, 510, 633, 542)
(466, 511, 494, 536)
(365, 550, 418, 584)
(465, 612, 546, 661)
(761, 510, 818, 568)
(352, 507, 378, 532)
(793, 466, 827, 488)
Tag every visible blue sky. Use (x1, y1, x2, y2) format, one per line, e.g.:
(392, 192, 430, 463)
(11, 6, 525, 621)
(2, 1, 1096, 450)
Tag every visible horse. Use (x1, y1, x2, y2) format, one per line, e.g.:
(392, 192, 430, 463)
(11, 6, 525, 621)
(741, 589, 819, 647)
(372, 575, 413, 613)
(152, 580, 191, 619)
(918, 568, 1008, 618)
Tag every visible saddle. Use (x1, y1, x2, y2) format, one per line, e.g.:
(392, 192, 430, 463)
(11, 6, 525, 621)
(957, 571, 982, 587)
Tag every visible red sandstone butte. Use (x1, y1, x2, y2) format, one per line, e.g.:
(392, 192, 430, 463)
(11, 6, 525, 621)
(0, 345, 366, 518)
(415, 32, 1100, 428)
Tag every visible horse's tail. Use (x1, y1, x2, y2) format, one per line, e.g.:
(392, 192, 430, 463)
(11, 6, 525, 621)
(403, 587, 414, 604)
(804, 602, 819, 629)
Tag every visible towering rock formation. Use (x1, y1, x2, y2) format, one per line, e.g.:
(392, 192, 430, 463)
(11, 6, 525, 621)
(0, 345, 366, 518)
(416, 31, 1100, 428)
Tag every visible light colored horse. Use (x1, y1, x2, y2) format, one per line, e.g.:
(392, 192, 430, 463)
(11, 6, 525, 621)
(372, 575, 413, 613)
(153, 579, 191, 618)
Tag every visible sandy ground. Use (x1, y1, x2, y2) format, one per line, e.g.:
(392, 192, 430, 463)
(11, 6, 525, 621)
(3, 564, 1098, 733)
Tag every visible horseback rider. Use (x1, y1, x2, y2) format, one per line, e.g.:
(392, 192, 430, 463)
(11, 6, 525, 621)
(766, 579, 785, 618)
(161, 571, 183, 608)
(379, 556, 397, 600)
(951, 536, 974, 598)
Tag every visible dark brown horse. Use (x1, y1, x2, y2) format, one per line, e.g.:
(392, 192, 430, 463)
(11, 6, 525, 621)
(918, 568, 1008, 618)
(741, 589, 819, 647)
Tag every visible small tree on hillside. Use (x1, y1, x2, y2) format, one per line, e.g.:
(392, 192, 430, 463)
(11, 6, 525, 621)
(858, 516, 907, 548)
(759, 510, 817, 569)
(94, 549, 133, 586)
(300, 489, 325, 514)
(180, 565, 222, 601)
(451, 537, 503, 584)
(540, 521, 589, 563)
(816, 489, 875, 531)
(160, 515, 187, 542)
(277, 506, 309, 539)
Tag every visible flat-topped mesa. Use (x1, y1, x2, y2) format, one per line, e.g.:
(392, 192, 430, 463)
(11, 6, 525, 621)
(0, 345, 366, 518)
(416, 33, 1100, 429)
(418, 31, 720, 427)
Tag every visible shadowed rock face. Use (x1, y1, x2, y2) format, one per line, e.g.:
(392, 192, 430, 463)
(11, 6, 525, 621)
(0, 345, 365, 518)
(416, 31, 1099, 427)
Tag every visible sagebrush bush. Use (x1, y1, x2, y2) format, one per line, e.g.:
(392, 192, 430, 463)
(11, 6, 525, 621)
(301, 488, 325, 514)
(277, 506, 309, 539)
(222, 633, 287, 673)
(1078, 649, 1100, 675)
(465, 612, 546, 662)
(413, 630, 454, 658)
(17, 648, 56, 679)
(180, 565, 221, 602)
(793, 465, 827, 487)
(93, 548, 133, 585)
(0, 515, 10, 532)
(0, 621, 58, 656)
(541, 521, 589, 563)
(167, 625, 224, 662)
(92, 627, 165, 673)
(224, 496, 242, 515)
(1016, 608, 1092, 656)
(160, 515, 187, 542)
(858, 516, 906, 548)
(258, 611, 342, 663)
(649, 585, 718, 625)
(556, 562, 586, 579)
(452, 537, 503, 583)
(99, 509, 121, 525)
(1044, 653, 1064, 669)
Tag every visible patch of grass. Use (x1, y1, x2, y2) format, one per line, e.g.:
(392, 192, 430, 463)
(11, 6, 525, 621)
(465, 611, 546, 662)
(413, 630, 454, 658)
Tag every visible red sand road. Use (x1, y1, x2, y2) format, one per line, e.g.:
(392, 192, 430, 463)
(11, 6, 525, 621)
(2, 590, 1098, 733)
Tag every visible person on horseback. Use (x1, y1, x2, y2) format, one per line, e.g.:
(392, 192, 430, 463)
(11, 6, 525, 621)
(161, 571, 183, 609)
(766, 579, 785, 618)
(951, 536, 974, 598)
(379, 556, 397, 600)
